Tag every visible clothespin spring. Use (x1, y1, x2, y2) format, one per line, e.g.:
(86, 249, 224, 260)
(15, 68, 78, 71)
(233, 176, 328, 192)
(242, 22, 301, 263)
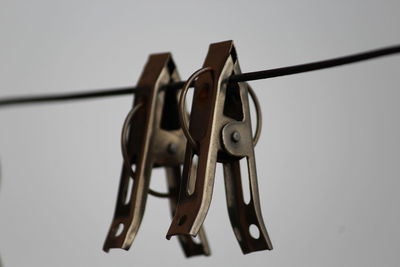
(120, 102, 170, 198)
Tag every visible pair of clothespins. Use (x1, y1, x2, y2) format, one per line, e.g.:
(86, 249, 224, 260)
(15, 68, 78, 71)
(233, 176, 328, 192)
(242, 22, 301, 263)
(103, 40, 272, 257)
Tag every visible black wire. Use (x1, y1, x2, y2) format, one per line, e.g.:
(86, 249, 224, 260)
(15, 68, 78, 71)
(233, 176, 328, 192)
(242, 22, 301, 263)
(229, 45, 400, 83)
(0, 44, 399, 108)
(0, 86, 137, 107)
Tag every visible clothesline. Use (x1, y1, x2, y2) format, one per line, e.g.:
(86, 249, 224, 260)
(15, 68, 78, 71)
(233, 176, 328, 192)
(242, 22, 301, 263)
(0, 44, 399, 108)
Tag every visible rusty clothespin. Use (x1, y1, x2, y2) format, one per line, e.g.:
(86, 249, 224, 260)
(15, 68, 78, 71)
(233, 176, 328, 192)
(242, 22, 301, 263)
(103, 53, 210, 257)
(167, 40, 273, 254)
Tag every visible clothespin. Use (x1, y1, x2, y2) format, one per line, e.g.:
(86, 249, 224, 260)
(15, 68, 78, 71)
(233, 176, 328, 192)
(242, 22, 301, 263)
(167, 40, 273, 254)
(103, 53, 210, 257)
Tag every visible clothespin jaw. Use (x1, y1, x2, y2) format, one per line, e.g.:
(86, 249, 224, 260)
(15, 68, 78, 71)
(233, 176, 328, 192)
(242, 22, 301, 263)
(103, 53, 209, 256)
(166, 40, 272, 254)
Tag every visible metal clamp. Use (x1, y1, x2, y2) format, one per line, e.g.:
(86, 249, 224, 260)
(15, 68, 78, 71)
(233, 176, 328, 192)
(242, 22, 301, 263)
(104, 53, 210, 257)
(166, 40, 272, 254)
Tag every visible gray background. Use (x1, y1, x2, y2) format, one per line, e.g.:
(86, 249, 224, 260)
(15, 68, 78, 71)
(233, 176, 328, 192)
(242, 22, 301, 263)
(0, 0, 399, 266)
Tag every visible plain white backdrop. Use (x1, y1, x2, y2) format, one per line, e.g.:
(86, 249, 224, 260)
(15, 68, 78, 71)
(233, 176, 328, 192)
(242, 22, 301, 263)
(0, 1, 399, 266)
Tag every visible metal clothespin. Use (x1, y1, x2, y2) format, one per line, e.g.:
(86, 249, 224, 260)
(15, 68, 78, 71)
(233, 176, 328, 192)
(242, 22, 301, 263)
(166, 40, 273, 254)
(103, 53, 210, 257)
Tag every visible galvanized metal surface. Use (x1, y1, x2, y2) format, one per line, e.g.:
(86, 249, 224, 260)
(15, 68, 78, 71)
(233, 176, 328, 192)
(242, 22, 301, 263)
(167, 40, 272, 254)
(103, 53, 209, 256)
(104, 41, 272, 256)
